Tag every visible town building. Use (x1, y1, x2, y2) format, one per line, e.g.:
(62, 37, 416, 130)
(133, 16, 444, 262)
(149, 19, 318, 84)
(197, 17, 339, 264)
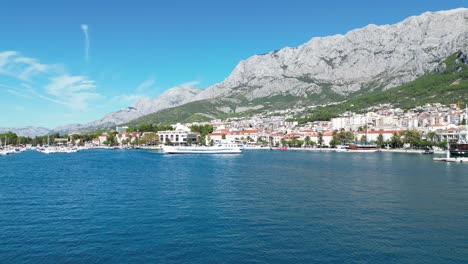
(159, 123, 198, 144)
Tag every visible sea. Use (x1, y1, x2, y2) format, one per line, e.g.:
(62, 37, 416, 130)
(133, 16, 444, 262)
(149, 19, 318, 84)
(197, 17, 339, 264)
(0, 149, 467, 263)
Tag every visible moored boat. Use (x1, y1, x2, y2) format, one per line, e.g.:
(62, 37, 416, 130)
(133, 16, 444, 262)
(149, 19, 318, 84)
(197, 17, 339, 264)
(346, 144, 379, 152)
(449, 107, 468, 157)
(38, 146, 78, 154)
(161, 143, 242, 154)
(449, 141, 468, 157)
(423, 147, 435, 154)
(334, 145, 348, 152)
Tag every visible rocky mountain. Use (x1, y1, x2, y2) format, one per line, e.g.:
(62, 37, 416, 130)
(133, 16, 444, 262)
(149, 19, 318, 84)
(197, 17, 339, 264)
(52, 86, 203, 133)
(62, 8, 468, 131)
(192, 8, 468, 103)
(53, 107, 144, 134)
(0, 126, 51, 138)
(132, 86, 202, 114)
(128, 8, 468, 125)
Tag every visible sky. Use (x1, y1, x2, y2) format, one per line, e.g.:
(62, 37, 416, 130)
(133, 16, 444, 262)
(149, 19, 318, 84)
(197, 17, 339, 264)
(0, 0, 466, 128)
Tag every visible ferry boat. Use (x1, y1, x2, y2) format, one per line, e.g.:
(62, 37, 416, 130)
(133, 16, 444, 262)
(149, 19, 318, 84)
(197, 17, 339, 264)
(37, 146, 78, 154)
(161, 143, 242, 154)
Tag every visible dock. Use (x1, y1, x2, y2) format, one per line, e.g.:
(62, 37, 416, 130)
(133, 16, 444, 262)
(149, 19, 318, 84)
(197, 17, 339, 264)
(433, 157, 468, 163)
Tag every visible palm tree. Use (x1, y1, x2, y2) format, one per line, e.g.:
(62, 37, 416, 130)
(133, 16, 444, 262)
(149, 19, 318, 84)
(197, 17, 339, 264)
(280, 138, 287, 147)
(360, 135, 367, 144)
(427, 131, 437, 143)
(390, 132, 402, 148)
(318, 132, 323, 147)
(376, 133, 384, 147)
(304, 136, 311, 147)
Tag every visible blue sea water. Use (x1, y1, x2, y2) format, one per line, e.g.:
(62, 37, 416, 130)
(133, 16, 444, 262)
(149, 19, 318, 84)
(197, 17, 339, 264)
(0, 149, 467, 263)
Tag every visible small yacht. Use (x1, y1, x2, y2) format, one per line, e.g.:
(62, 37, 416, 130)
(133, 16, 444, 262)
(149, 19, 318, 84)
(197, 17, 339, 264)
(335, 145, 348, 152)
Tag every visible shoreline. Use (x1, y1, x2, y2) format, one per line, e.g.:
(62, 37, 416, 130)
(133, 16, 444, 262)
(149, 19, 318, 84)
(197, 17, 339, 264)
(247, 147, 445, 154)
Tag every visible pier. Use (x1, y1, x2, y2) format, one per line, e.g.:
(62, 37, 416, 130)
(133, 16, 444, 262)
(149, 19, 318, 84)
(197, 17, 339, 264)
(433, 157, 468, 163)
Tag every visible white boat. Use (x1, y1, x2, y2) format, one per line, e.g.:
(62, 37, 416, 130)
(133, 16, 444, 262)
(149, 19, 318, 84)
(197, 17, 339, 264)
(161, 143, 242, 154)
(347, 144, 380, 152)
(38, 146, 77, 154)
(335, 145, 348, 152)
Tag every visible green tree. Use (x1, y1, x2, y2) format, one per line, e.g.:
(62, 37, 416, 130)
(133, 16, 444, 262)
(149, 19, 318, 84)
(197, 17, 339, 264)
(297, 108, 338, 124)
(390, 132, 402, 148)
(304, 136, 311, 147)
(360, 135, 367, 144)
(460, 118, 466, 125)
(330, 130, 340, 147)
(289, 137, 298, 147)
(296, 139, 304, 147)
(0, 131, 18, 146)
(103, 132, 118, 146)
(402, 130, 422, 147)
(190, 124, 213, 139)
(318, 132, 324, 147)
(137, 123, 155, 132)
(376, 133, 384, 147)
(280, 138, 287, 147)
(438, 140, 448, 149)
(141, 132, 159, 145)
(339, 131, 354, 144)
(426, 131, 437, 143)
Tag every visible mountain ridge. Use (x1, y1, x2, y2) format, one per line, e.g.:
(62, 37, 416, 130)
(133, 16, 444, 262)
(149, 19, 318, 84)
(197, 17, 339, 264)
(14, 8, 468, 134)
(126, 8, 468, 125)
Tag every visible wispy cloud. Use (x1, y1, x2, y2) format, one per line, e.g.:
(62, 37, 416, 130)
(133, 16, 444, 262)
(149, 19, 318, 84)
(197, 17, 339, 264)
(177, 81, 200, 88)
(45, 75, 101, 110)
(0, 84, 34, 100)
(0, 51, 59, 81)
(81, 24, 90, 62)
(136, 77, 155, 92)
(0, 50, 101, 110)
(0, 51, 17, 67)
(6, 89, 34, 100)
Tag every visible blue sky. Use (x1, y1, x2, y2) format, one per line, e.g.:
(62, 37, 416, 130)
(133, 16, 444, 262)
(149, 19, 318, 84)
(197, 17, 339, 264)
(0, 0, 465, 128)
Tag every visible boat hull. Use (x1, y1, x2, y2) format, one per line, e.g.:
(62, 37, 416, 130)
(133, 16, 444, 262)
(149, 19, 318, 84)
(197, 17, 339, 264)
(346, 144, 379, 152)
(449, 151, 468, 157)
(449, 143, 468, 157)
(347, 149, 380, 153)
(162, 146, 242, 154)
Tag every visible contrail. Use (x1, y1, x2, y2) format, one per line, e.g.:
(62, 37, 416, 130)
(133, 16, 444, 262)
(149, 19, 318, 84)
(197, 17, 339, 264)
(81, 24, 90, 62)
